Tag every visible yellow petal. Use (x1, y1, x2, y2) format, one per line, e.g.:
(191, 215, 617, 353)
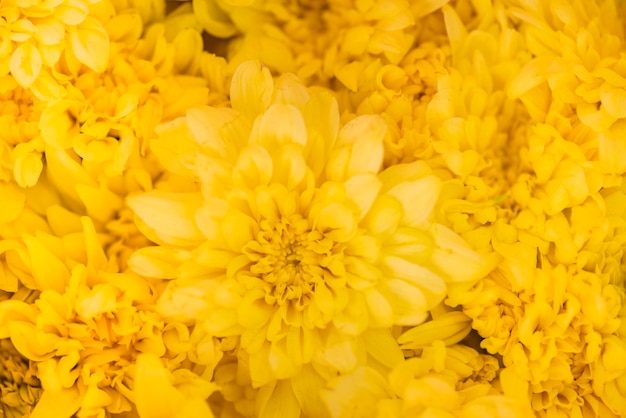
(23, 234, 70, 292)
(601, 86, 626, 119)
(412, 0, 450, 18)
(431, 224, 496, 284)
(363, 328, 404, 368)
(230, 60, 274, 120)
(398, 311, 472, 349)
(69, 17, 110, 72)
(258, 379, 301, 418)
(291, 365, 328, 418)
(386, 175, 441, 227)
(128, 191, 205, 246)
(10, 42, 42, 87)
(302, 91, 340, 177)
(151, 117, 200, 179)
(338, 115, 386, 177)
(192, 0, 238, 38)
(251, 104, 307, 148)
(40, 102, 80, 150)
(233, 144, 273, 188)
(128, 246, 189, 279)
(341, 175, 380, 224)
(134, 354, 183, 418)
(599, 119, 626, 175)
(0, 300, 37, 338)
(364, 287, 394, 328)
(76, 184, 124, 223)
(186, 106, 238, 158)
(82, 384, 113, 413)
(315, 202, 358, 242)
(0, 180, 25, 223)
(30, 387, 81, 418)
(381, 255, 445, 298)
(12, 147, 43, 187)
(8, 321, 57, 361)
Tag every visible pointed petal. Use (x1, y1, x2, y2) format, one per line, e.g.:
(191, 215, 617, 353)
(386, 175, 441, 227)
(0, 181, 25, 223)
(128, 191, 205, 246)
(10, 42, 42, 87)
(258, 379, 301, 418)
(23, 234, 70, 292)
(31, 388, 81, 418)
(251, 104, 307, 148)
(230, 60, 274, 120)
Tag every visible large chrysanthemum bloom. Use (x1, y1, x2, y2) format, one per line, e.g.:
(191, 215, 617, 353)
(321, 340, 533, 418)
(0, 216, 221, 417)
(127, 60, 494, 416)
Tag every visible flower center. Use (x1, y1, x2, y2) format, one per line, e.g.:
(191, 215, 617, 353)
(243, 214, 342, 307)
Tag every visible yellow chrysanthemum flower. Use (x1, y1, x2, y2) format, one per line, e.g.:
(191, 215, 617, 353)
(322, 340, 533, 418)
(127, 59, 493, 416)
(0, 216, 221, 417)
(436, 1, 626, 416)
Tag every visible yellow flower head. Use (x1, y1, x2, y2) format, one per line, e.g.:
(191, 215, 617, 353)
(0, 216, 220, 417)
(322, 340, 532, 418)
(128, 59, 493, 415)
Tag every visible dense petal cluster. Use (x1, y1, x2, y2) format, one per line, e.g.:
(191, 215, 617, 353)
(127, 59, 492, 415)
(0, 217, 220, 416)
(0, 0, 625, 417)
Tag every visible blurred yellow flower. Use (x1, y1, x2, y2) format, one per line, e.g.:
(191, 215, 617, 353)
(193, 0, 421, 88)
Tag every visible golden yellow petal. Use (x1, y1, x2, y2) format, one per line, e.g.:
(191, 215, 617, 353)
(69, 17, 110, 72)
(128, 191, 205, 246)
(0, 181, 25, 224)
(230, 60, 274, 120)
(30, 387, 81, 418)
(9, 42, 42, 88)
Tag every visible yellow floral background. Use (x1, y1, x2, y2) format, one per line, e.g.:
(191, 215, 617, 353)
(0, 0, 625, 417)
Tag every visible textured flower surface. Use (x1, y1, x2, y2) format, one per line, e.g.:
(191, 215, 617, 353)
(1, 0, 626, 417)
(0, 217, 220, 417)
(128, 59, 492, 416)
